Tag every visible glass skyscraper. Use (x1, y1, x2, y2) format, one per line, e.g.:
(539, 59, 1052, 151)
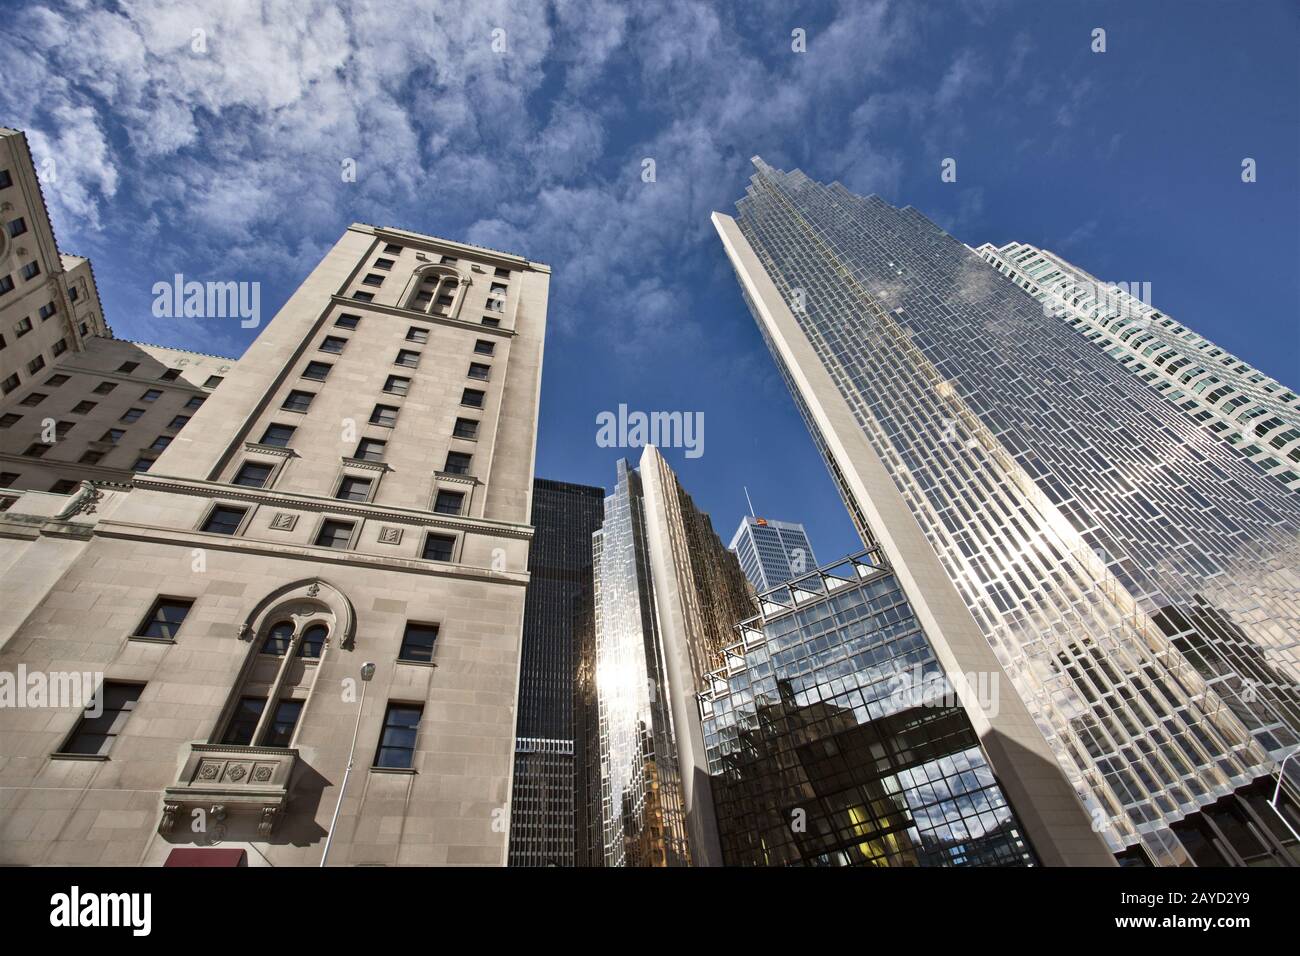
(508, 478, 605, 867)
(714, 158, 1300, 866)
(729, 515, 817, 590)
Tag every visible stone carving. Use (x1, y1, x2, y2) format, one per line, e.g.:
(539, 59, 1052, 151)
(226, 764, 248, 782)
(253, 765, 273, 782)
(306, 582, 320, 597)
(198, 763, 220, 780)
(378, 526, 403, 545)
(258, 806, 280, 838)
(270, 512, 297, 531)
(159, 801, 180, 835)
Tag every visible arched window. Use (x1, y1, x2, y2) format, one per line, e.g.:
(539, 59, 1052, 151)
(404, 265, 467, 318)
(298, 624, 328, 659)
(262, 622, 294, 656)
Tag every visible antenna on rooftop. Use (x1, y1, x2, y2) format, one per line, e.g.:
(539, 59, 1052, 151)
(744, 486, 756, 517)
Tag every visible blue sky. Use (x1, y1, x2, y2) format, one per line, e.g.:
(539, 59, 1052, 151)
(3, 0, 1297, 564)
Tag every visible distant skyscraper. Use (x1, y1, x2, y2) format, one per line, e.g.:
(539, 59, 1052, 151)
(508, 478, 605, 867)
(729, 514, 816, 590)
(714, 158, 1300, 866)
(591, 447, 756, 866)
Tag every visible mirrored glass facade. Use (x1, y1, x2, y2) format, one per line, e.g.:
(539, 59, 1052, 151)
(717, 159, 1300, 865)
(702, 550, 1038, 867)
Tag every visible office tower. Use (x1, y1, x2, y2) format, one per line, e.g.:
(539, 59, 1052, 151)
(0, 190, 549, 864)
(703, 549, 1039, 867)
(729, 514, 817, 590)
(591, 446, 756, 866)
(508, 478, 605, 867)
(976, 241, 1300, 491)
(714, 158, 1300, 866)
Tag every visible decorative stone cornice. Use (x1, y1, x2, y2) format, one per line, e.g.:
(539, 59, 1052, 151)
(341, 456, 392, 473)
(244, 441, 299, 459)
(328, 294, 515, 338)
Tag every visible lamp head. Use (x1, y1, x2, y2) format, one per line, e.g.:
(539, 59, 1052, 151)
(360, 662, 376, 682)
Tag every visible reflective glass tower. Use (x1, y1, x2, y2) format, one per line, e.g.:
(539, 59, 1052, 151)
(729, 515, 817, 590)
(714, 159, 1300, 866)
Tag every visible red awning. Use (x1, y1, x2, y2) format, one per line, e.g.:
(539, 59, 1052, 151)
(164, 847, 248, 867)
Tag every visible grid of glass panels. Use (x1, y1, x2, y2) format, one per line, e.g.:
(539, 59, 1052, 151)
(701, 551, 1037, 867)
(729, 160, 1300, 865)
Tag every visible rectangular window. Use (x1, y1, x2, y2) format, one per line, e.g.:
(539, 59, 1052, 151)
(233, 462, 273, 487)
(1, 373, 18, 394)
(461, 388, 485, 408)
(282, 389, 314, 412)
(71, 400, 96, 414)
(406, 326, 429, 344)
(383, 243, 403, 254)
(184, 395, 205, 409)
(362, 273, 385, 287)
(38, 302, 56, 320)
(120, 407, 144, 422)
(394, 349, 421, 368)
(20, 261, 40, 281)
(202, 505, 247, 535)
(314, 519, 355, 549)
(467, 362, 490, 380)
(100, 428, 125, 444)
(79, 451, 103, 464)
(23, 443, 48, 458)
(93, 381, 117, 395)
(351, 291, 374, 302)
(131, 456, 154, 472)
(263, 700, 303, 747)
(0, 413, 19, 428)
(433, 490, 464, 515)
(374, 703, 422, 768)
(443, 451, 472, 475)
(0, 169, 10, 189)
(50, 479, 79, 494)
(490, 282, 507, 295)
(474, 339, 495, 355)
(26, 355, 45, 375)
(118, 361, 138, 373)
(493, 267, 511, 278)
(335, 475, 373, 501)
(149, 435, 172, 451)
(140, 388, 163, 402)
(0, 472, 17, 487)
(440, 255, 457, 264)
(319, 335, 348, 353)
(0, 275, 12, 295)
(167, 415, 190, 430)
(136, 598, 193, 640)
(422, 532, 455, 562)
(19, 392, 47, 407)
(398, 623, 439, 663)
(51, 338, 67, 357)
(6, 216, 27, 237)
(481, 316, 500, 328)
(222, 697, 266, 746)
(159, 368, 181, 381)
(59, 682, 144, 756)
(369, 404, 399, 427)
(353, 438, 387, 461)
(374, 258, 394, 270)
(204, 375, 224, 388)
(452, 417, 479, 439)
(259, 423, 296, 447)
(302, 361, 332, 380)
(15, 317, 32, 337)
(335, 313, 361, 329)
(383, 375, 410, 396)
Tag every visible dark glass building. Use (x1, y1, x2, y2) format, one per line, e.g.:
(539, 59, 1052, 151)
(508, 478, 605, 867)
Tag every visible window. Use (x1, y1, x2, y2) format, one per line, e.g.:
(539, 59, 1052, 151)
(474, 339, 495, 355)
(100, 428, 125, 444)
(204, 375, 224, 388)
(259, 423, 296, 448)
(45, 373, 69, 387)
(51, 338, 67, 357)
(302, 361, 332, 381)
(394, 349, 420, 368)
(383, 243, 403, 254)
(422, 533, 455, 562)
(93, 381, 117, 395)
(336, 475, 373, 501)
(149, 435, 172, 452)
(53, 420, 74, 438)
(362, 273, 384, 287)
(39, 302, 57, 320)
(50, 479, 79, 494)
(461, 388, 485, 408)
(434, 490, 464, 515)
(19, 392, 47, 407)
(452, 417, 479, 439)
(120, 407, 144, 422)
(68, 286, 79, 302)
(160, 368, 181, 381)
(485, 298, 503, 312)
(319, 335, 348, 354)
(232, 462, 273, 487)
(26, 355, 44, 375)
(140, 388, 163, 402)
(8, 216, 29, 237)
(494, 267, 511, 278)
(136, 598, 193, 640)
(0, 169, 10, 189)
(71, 401, 96, 414)
(131, 456, 154, 472)
(222, 698, 266, 746)
(15, 317, 32, 337)
(263, 700, 304, 747)
(444, 452, 471, 475)
(369, 404, 399, 427)
(168, 415, 190, 430)
(351, 291, 374, 302)
(490, 282, 508, 296)
(298, 624, 327, 658)
(467, 362, 490, 380)
(59, 682, 143, 756)
(20, 261, 40, 281)
(118, 361, 138, 373)
(0, 472, 17, 488)
(353, 438, 387, 462)
(383, 375, 410, 396)
(184, 395, 205, 409)
(335, 313, 361, 329)
(374, 703, 422, 768)
(79, 451, 104, 464)
(398, 623, 439, 663)
(406, 326, 429, 344)
(262, 623, 294, 655)
(314, 519, 355, 549)
(202, 505, 247, 535)
(440, 255, 458, 264)
(23, 443, 48, 458)
(282, 390, 314, 412)
(0, 413, 18, 428)
(374, 257, 394, 271)
(0, 332, 5, 349)
(481, 316, 500, 328)
(1, 374, 18, 394)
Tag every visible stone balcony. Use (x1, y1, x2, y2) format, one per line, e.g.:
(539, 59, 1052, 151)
(161, 744, 298, 839)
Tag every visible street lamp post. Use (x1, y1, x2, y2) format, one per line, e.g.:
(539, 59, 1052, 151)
(320, 661, 375, 867)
